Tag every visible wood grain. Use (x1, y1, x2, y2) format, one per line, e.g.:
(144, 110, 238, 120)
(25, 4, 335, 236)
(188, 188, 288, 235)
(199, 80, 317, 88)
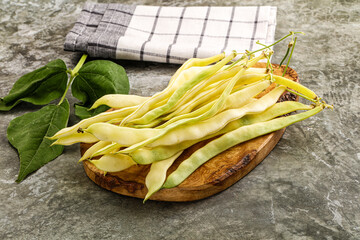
(81, 63, 299, 202)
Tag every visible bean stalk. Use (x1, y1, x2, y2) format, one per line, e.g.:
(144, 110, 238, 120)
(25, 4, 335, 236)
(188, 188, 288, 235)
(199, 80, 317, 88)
(58, 54, 88, 105)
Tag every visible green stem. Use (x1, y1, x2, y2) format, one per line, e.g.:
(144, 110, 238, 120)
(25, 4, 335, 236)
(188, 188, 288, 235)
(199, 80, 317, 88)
(254, 41, 274, 73)
(226, 32, 303, 69)
(286, 88, 318, 104)
(72, 54, 88, 75)
(225, 54, 247, 70)
(58, 75, 75, 105)
(265, 52, 274, 74)
(255, 41, 268, 48)
(249, 31, 303, 56)
(279, 32, 295, 66)
(282, 37, 297, 77)
(58, 54, 88, 105)
(279, 47, 290, 66)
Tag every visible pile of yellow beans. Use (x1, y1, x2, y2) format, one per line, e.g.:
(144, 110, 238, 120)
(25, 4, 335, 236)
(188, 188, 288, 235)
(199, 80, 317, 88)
(50, 50, 332, 201)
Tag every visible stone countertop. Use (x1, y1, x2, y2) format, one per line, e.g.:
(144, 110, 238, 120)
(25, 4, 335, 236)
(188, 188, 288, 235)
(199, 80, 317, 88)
(0, 0, 359, 239)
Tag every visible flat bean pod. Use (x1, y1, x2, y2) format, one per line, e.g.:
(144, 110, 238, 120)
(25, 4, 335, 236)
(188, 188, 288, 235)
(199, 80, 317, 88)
(89, 153, 136, 172)
(168, 53, 225, 85)
(90, 94, 149, 110)
(273, 75, 318, 100)
(104, 97, 166, 125)
(50, 105, 137, 140)
(91, 142, 121, 158)
(52, 132, 99, 146)
(85, 123, 160, 146)
(246, 68, 267, 74)
(131, 119, 163, 129)
(144, 151, 183, 202)
(163, 105, 325, 188)
(79, 140, 111, 162)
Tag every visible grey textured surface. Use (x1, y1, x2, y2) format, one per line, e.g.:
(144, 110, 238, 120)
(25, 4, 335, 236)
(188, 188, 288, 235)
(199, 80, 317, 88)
(0, 0, 359, 239)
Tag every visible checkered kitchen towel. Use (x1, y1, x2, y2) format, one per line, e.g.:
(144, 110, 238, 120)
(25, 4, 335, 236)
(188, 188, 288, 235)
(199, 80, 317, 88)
(65, 4, 277, 64)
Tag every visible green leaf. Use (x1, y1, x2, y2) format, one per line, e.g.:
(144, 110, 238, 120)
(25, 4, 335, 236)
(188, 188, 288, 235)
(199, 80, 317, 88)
(74, 104, 110, 120)
(7, 99, 70, 182)
(71, 60, 129, 118)
(0, 59, 68, 111)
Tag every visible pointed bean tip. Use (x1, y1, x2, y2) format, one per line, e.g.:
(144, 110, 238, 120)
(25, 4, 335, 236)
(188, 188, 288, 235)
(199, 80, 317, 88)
(143, 195, 150, 203)
(46, 135, 55, 140)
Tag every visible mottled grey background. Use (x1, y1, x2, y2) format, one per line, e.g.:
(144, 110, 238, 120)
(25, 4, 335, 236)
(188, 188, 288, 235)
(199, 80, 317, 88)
(0, 0, 359, 239)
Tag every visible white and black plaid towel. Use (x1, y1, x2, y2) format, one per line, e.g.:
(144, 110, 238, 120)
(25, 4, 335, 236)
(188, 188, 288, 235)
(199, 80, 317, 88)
(65, 4, 277, 64)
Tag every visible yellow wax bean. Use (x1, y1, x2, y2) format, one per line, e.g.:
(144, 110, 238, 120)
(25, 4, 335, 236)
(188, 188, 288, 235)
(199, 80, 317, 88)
(85, 123, 160, 146)
(105, 97, 166, 125)
(131, 119, 163, 129)
(89, 154, 136, 172)
(79, 141, 111, 162)
(51, 132, 99, 146)
(232, 73, 267, 86)
(246, 67, 267, 74)
(168, 53, 225, 85)
(90, 94, 149, 110)
(91, 142, 122, 158)
(50, 105, 136, 139)
(144, 151, 183, 202)
(273, 75, 318, 100)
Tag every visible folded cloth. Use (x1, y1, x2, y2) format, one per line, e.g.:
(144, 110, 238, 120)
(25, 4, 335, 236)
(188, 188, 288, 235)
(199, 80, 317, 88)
(65, 4, 277, 64)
